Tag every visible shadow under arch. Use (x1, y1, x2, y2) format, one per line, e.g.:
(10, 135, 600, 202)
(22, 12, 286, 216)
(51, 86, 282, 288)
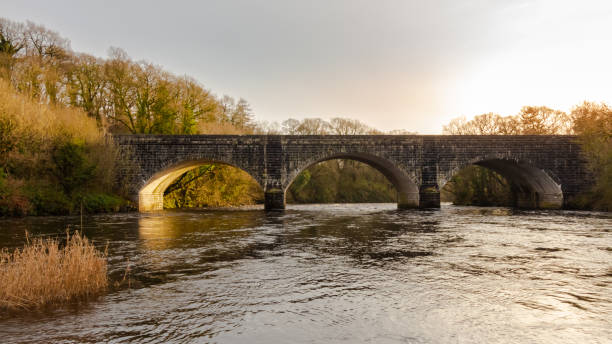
(441, 157, 563, 209)
(139, 159, 264, 212)
(284, 152, 420, 209)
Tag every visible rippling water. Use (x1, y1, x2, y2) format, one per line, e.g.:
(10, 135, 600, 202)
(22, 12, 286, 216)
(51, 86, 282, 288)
(0, 204, 610, 343)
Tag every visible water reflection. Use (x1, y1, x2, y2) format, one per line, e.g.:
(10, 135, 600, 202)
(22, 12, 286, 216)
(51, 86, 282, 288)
(0, 204, 610, 344)
(137, 210, 265, 250)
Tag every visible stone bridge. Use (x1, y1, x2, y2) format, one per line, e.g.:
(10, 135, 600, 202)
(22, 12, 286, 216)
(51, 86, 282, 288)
(113, 135, 593, 212)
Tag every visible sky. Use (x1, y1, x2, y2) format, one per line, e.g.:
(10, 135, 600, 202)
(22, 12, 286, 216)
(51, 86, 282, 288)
(3, 0, 612, 133)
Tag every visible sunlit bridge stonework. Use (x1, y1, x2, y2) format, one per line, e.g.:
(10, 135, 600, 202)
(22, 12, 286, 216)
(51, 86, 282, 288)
(114, 135, 593, 212)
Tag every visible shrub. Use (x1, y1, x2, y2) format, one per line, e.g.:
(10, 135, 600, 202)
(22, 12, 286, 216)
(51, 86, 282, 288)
(0, 115, 17, 164)
(0, 231, 108, 311)
(571, 102, 612, 211)
(0, 172, 31, 216)
(51, 140, 96, 195)
(24, 183, 73, 215)
(81, 193, 124, 213)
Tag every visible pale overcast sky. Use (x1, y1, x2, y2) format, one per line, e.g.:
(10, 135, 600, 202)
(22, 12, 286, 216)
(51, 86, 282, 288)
(3, 0, 612, 133)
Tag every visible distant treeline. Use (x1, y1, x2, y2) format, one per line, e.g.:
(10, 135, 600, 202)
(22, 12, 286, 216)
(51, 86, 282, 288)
(0, 18, 609, 214)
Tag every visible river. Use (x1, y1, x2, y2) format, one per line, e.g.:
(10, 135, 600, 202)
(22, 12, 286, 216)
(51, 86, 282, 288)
(0, 204, 610, 343)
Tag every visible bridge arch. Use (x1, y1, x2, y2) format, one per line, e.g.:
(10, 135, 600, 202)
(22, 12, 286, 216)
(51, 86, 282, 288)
(283, 152, 420, 209)
(440, 155, 563, 209)
(138, 159, 264, 212)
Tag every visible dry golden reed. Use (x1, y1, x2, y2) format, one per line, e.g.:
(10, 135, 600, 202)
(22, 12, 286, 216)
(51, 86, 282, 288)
(0, 231, 108, 311)
(0, 79, 102, 145)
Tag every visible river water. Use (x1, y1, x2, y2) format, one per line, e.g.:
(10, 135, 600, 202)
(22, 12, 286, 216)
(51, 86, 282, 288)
(0, 204, 610, 343)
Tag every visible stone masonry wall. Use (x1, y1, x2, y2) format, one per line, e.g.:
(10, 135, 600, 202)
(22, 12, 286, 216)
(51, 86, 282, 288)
(113, 135, 593, 211)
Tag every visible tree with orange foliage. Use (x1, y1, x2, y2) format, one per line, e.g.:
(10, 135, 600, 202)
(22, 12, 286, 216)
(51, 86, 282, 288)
(517, 106, 572, 135)
(570, 102, 612, 210)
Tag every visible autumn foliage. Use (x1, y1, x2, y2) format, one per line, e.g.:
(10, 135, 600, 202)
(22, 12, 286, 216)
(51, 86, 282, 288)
(0, 18, 256, 213)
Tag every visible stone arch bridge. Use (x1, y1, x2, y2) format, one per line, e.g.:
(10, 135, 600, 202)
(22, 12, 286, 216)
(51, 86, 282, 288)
(113, 135, 592, 212)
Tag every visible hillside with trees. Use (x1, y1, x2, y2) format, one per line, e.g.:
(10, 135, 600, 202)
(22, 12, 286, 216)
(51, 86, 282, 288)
(0, 18, 257, 214)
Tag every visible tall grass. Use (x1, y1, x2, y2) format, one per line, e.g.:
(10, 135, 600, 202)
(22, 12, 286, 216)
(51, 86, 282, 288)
(0, 231, 108, 311)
